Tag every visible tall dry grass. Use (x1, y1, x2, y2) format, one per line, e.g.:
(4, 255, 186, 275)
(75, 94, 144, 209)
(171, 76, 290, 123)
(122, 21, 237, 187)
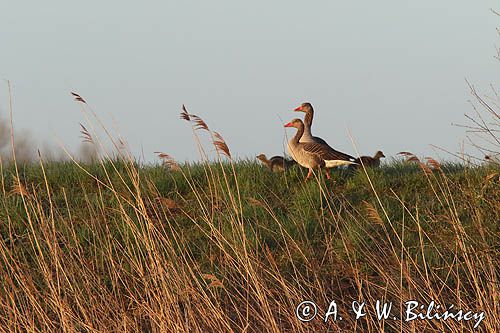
(0, 94, 498, 332)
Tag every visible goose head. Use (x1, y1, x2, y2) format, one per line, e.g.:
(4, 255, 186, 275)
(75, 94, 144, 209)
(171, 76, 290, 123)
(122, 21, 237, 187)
(293, 102, 313, 113)
(374, 151, 386, 159)
(284, 118, 304, 129)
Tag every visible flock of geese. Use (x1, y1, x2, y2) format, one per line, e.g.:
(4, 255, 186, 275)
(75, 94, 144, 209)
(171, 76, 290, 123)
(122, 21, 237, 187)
(257, 102, 385, 181)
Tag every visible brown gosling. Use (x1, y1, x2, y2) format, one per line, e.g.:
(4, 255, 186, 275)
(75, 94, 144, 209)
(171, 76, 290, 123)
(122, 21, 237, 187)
(256, 154, 296, 172)
(350, 150, 386, 170)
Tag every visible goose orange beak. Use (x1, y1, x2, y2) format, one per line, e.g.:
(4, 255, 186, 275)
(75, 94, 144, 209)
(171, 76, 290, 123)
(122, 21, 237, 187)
(293, 105, 303, 111)
(284, 122, 293, 127)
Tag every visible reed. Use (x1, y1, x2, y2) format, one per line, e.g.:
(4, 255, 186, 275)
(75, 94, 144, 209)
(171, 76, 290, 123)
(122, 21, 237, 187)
(0, 99, 498, 332)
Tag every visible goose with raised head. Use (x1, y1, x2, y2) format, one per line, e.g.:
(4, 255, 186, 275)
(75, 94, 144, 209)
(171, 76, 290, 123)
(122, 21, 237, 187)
(294, 102, 356, 162)
(256, 154, 296, 172)
(293, 102, 328, 145)
(284, 118, 356, 181)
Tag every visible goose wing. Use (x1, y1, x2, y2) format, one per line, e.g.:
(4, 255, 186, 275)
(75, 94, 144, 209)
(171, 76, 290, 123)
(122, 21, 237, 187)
(302, 142, 355, 161)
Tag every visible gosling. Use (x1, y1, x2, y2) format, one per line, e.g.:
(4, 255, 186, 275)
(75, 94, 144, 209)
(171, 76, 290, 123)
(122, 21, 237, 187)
(349, 151, 386, 170)
(256, 154, 296, 172)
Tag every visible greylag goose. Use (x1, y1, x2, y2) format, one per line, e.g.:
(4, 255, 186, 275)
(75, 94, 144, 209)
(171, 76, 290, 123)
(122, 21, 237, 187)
(256, 154, 296, 172)
(294, 102, 355, 162)
(350, 151, 385, 170)
(293, 102, 328, 145)
(284, 118, 356, 180)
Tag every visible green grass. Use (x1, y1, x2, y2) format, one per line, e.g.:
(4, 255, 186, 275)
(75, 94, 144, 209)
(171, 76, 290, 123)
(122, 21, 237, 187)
(0, 158, 498, 332)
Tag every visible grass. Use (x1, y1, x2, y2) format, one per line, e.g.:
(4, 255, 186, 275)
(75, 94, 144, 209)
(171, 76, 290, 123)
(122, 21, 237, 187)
(0, 93, 498, 332)
(0, 154, 498, 332)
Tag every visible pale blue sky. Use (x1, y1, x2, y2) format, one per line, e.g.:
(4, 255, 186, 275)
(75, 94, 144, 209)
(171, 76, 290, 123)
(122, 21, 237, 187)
(1, 1, 498, 162)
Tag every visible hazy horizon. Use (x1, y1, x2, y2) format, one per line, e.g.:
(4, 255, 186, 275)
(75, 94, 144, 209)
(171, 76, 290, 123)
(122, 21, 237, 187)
(1, 1, 499, 163)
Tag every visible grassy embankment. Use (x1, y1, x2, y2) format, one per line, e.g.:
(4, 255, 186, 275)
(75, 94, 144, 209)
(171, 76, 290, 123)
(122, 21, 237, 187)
(0, 149, 498, 332)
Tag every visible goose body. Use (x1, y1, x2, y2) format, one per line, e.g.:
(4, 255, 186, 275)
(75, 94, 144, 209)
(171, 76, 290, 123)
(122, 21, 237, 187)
(284, 118, 356, 180)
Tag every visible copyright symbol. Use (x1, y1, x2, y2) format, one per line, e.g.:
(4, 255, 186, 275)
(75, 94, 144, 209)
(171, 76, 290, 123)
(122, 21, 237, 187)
(295, 301, 317, 322)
